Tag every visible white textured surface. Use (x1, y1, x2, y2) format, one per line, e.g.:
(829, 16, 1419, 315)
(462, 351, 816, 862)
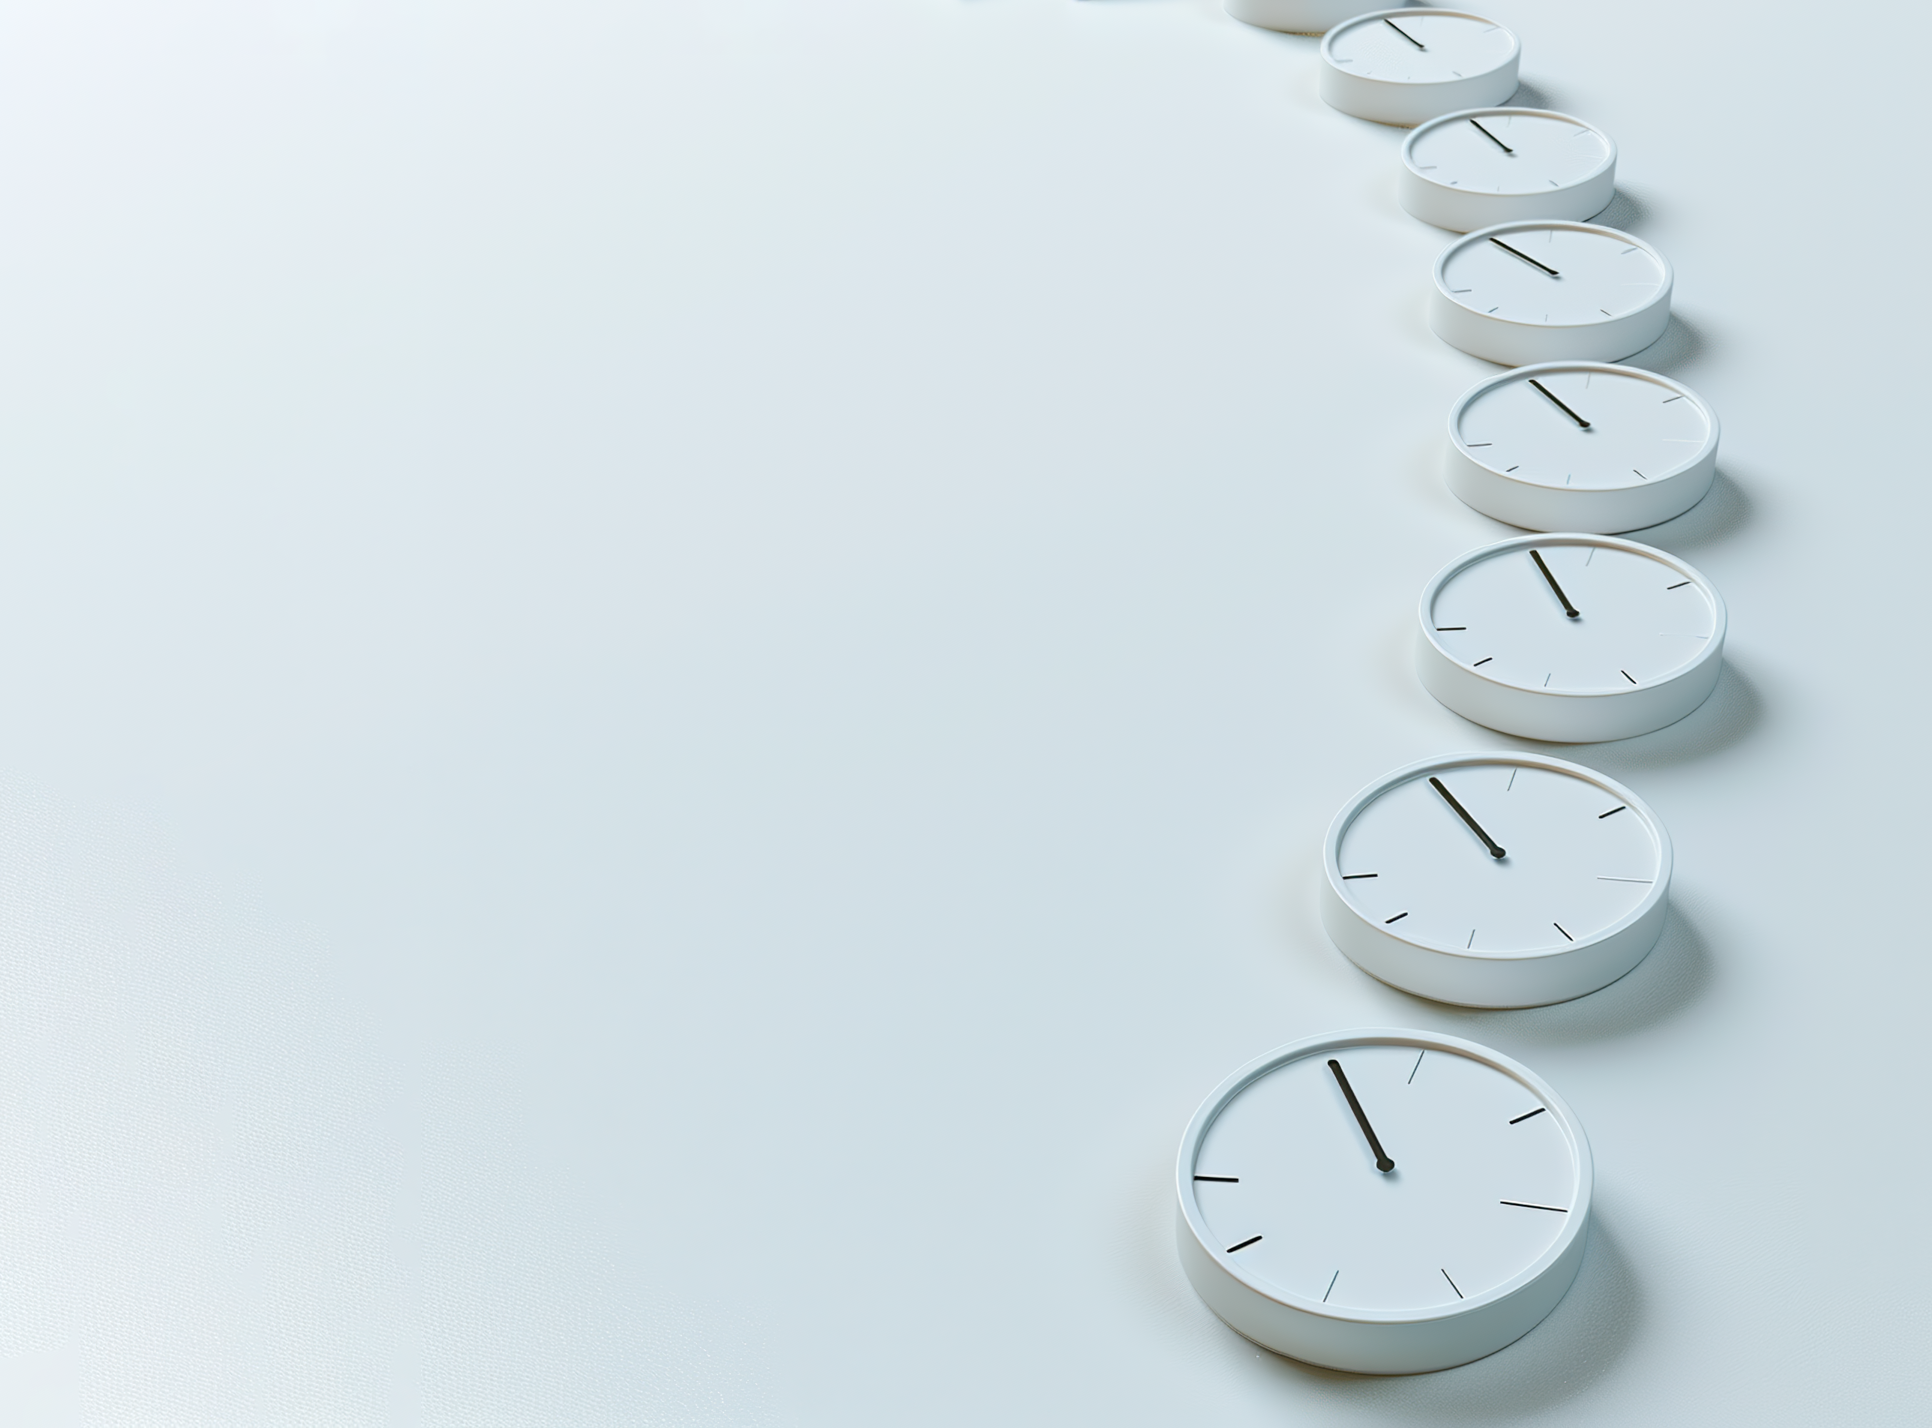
(0, 0, 1924, 1421)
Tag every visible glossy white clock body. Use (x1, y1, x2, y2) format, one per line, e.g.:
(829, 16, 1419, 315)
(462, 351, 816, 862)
(1446, 363, 1720, 533)
(1319, 11, 1520, 127)
(1321, 752, 1670, 1007)
(1400, 109, 1616, 232)
(1223, 0, 1367, 34)
(1430, 222, 1672, 366)
(1418, 534, 1726, 741)
(1177, 1030, 1592, 1374)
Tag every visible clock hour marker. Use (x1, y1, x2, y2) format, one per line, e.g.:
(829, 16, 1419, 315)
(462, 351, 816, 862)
(1382, 16, 1425, 48)
(1436, 626, 1467, 631)
(1666, 580, 1691, 589)
(1553, 923, 1574, 941)
(1501, 1200, 1569, 1213)
(1529, 548, 1581, 618)
(1194, 1174, 1239, 1183)
(1342, 872, 1379, 880)
(1527, 378, 1591, 429)
(1441, 1269, 1464, 1299)
(1597, 875, 1653, 883)
(1323, 1270, 1338, 1303)
(1598, 805, 1626, 818)
(1468, 117, 1512, 153)
(1509, 1107, 1547, 1124)
(1328, 1059, 1395, 1173)
(1226, 1235, 1263, 1253)
(1489, 237, 1559, 277)
(1408, 1051, 1425, 1084)
(1621, 669, 1637, 684)
(1384, 912, 1409, 924)
(1429, 776, 1506, 859)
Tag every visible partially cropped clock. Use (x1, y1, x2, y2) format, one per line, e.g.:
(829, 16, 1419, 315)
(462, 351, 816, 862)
(1416, 534, 1727, 741)
(1223, 0, 1367, 34)
(1446, 362, 1720, 532)
(1321, 752, 1670, 1007)
(1177, 1029, 1592, 1374)
(1431, 221, 1672, 366)
(1319, 11, 1519, 127)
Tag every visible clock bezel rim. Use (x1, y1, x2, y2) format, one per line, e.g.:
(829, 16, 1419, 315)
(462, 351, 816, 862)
(1446, 361, 1718, 494)
(1176, 1028, 1594, 1328)
(1319, 8, 1522, 88)
(1323, 750, 1673, 961)
(1434, 219, 1673, 331)
(1418, 532, 1727, 698)
(1401, 107, 1617, 199)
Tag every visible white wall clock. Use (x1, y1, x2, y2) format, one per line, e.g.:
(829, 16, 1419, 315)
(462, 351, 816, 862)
(1320, 752, 1670, 1007)
(1319, 11, 1519, 127)
(1445, 363, 1720, 533)
(1416, 533, 1726, 741)
(1176, 1029, 1592, 1374)
(1223, 0, 1368, 34)
(1400, 108, 1616, 232)
(1430, 221, 1672, 366)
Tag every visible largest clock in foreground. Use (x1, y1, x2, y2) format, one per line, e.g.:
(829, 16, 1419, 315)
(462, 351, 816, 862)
(1177, 1030, 1591, 1374)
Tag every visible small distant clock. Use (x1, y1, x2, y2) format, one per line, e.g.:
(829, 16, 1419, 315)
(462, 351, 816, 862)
(1177, 1029, 1592, 1374)
(1430, 221, 1672, 366)
(1417, 533, 1727, 741)
(1319, 11, 1520, 127)
(1223, 0, 1368, 34)
(1321, 752, 1671, 1007)
(1444, 363, 1720, 532)
(1400, 109, 1616, 232)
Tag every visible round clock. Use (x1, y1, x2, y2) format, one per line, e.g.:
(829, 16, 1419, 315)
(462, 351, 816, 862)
(1176, 1029, 1592, 1374)
(1320, 752, 1671, 1007)
(1430, 221, 1672, 366)
(1319, 11, 1520, 128)
(1399, 108, 1616, 233)
(1223, 0, 1366, 34)
(1416, 533, 1726, 742)
(1445, 363, 1720, 533)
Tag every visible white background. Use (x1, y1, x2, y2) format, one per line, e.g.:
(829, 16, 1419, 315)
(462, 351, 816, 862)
(0, 0, 1922, 1422)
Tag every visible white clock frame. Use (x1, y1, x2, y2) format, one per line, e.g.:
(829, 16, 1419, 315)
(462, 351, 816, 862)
(1223, 0, 1367, 34)
(1399, 108, 1617, 233)
(1416, 533, 1727, 742)
(1176, 1028, 1593, 1375)
(1445, 363, 1720, 533)
(1430, 221, 1673, 366)
(1318, 11, 1521, 128)
(1320, 752, 1672, 1007)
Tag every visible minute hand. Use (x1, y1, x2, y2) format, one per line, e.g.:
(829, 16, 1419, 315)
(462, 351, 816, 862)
(1328, 1060, 1395, 1173)
(1429, 776, 1506, 859)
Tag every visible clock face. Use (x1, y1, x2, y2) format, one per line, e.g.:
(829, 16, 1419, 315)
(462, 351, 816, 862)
(1407, 110, 1611, 198)
(1187, 1038, 1584, 1314)
(1452, 364, 1715, 493)
(1440, 224, 1667, 327)
(1332, 757, 1663, 954)
(1324, 11, 1517, 85)
(1425, 537, 1720, 693)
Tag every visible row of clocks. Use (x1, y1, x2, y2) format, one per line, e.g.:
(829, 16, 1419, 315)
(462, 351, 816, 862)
(1153, 2, 1732, 1378)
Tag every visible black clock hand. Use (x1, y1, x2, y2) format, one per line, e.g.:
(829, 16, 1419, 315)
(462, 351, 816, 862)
(1489, 236, 1559, 277)
(1383, 17, 1425, 48)
(1328, 1060, 1395, 1173)
(1429, 776, 1506, 859)
(1527, 378, 1591, 428)
(1529, 548, 1581, 618)
(1468, 117, 1512, 153)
